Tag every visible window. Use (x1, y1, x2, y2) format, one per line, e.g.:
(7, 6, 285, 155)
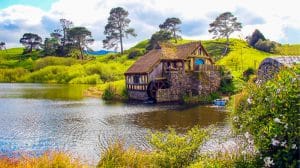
(195, 59, 204, 65)
(133, 75, 140, 84)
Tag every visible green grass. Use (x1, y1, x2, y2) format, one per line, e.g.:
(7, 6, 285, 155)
(216, 39, 271, 78)
(274, 44, 300, 55)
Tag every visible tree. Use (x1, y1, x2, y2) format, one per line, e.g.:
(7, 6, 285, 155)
(103, 7, 136, 54)
(0, 41, 6, 50)
(68, 27, 94, 60)
(159, 17, 182, 43)
(19, 33, 42, 53)
(246, 29, 266, 47)
(43, 38, 58, 56)
(208, 12, 242, 55)
(147, 30, 172, 50)
(59, 19, 73, 54)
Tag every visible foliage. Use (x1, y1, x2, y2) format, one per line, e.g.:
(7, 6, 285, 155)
(127, 48, 145, 59)
(0, 68, 28, 82)
(274, 44, 300, 55)
(100, 80, 127, 100)
(219, 66, 235, 94)
(97, 141, 152, 168)
(159, 17, 182, 43)
(98, 126, 211, 168)
(0, 152, 87, 168)
(242, 67, 255, 81)
(103, 7, 137, 54)
(147, 30, 172, 50)
(247, 29, 266, 47)
(0, 41, 6, 50)
(33, 56, 79, 70)
(216, 39, 271, 79)
(149, 127, 210, 168)
(231, 68, 300, 167)
(19, 33, 43, 53)
(68, 27, 94, 60)
(208, 12, 242, 55)
(254, 39, 278, 53)
(69, 74, 103, 84)
(189, 153, 259, 168)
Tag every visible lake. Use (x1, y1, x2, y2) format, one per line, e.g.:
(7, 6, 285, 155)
(0, 83, 227, 164)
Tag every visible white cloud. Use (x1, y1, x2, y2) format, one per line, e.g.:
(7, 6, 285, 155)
(0, 0, 299, 50)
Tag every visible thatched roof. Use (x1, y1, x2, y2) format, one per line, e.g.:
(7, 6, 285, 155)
(125, 41, 209, 74)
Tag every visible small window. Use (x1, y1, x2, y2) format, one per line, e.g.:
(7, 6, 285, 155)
(195, 59, 204, 65)
(133, 75, 140, 84)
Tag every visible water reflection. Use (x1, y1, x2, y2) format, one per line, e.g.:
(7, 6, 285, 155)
(0, 83, 91, 100)
(107, 106, 227, 132)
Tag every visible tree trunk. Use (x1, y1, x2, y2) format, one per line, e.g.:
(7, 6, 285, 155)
(119, 30, 123, 54)
(79, 43, 83, 60)
(222, 35, 229, 55)
(174, 31, 177, 43)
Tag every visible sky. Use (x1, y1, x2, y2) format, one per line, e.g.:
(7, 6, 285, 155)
(0, 0, 299, 50)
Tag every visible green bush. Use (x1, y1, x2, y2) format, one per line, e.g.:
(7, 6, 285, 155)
(34, 56, 78, 70)
(101, 80, 127, 100)
(97, 141, 152, 168)
(231, 68, 300, 167)
(127, 49, 145, 59)
(0, 68, 29, 82)
(219, 67, 235, 94)
(242, 67, 255, 81)
(149, 127, 210, 168)
(69, 74, 103, 84)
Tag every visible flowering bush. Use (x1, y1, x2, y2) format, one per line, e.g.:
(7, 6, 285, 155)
(231, 68, 299, 167)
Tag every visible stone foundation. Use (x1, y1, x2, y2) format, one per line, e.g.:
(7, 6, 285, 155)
(128, 90, 148, 101)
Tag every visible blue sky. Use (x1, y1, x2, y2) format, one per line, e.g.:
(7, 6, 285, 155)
(0, 0, 57, 10)
(0, 0, 299, 50)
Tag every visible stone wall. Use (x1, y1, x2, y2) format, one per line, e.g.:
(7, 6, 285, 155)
(156, 69, 221, 102)
(128, 90, 148, 101)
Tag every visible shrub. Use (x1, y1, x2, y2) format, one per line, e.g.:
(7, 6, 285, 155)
(0, 152, 86, 168)
(231, 68, 300, 167)
(149, 127, 210, 168)
(0, 68, 29, 82)
(219, 67, 235, 94)
(100, 80, 127, 100)
(34, 56, 78, 70)
(243, 67, 255, 81)
(69, 74, 103, 84)
(127, 49, 145, 59)
(97, 141, 152, 168)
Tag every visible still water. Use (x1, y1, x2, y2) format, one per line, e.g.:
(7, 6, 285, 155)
(0, 83, 227, 164)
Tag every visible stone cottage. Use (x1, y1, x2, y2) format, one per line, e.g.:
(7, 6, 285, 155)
(257, 56, 300, 83)
(124, 42, 221, 102)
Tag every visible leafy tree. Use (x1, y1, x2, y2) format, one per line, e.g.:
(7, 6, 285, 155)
(68, 27, 94, 60)
(43, 38, 58, 56)
(147, 30, 172, 50)
(246, 29, 266, 47)
(0, 41, 6, 50)
(103, 7, 137, 54)
(159, 17, 182, 43)
(208, 12, 242, 55)
(19, 33, 42, 53)
(59, 19, 73, 54)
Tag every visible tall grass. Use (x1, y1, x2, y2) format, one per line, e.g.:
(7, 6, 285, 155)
(0, 152, 87, 168)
